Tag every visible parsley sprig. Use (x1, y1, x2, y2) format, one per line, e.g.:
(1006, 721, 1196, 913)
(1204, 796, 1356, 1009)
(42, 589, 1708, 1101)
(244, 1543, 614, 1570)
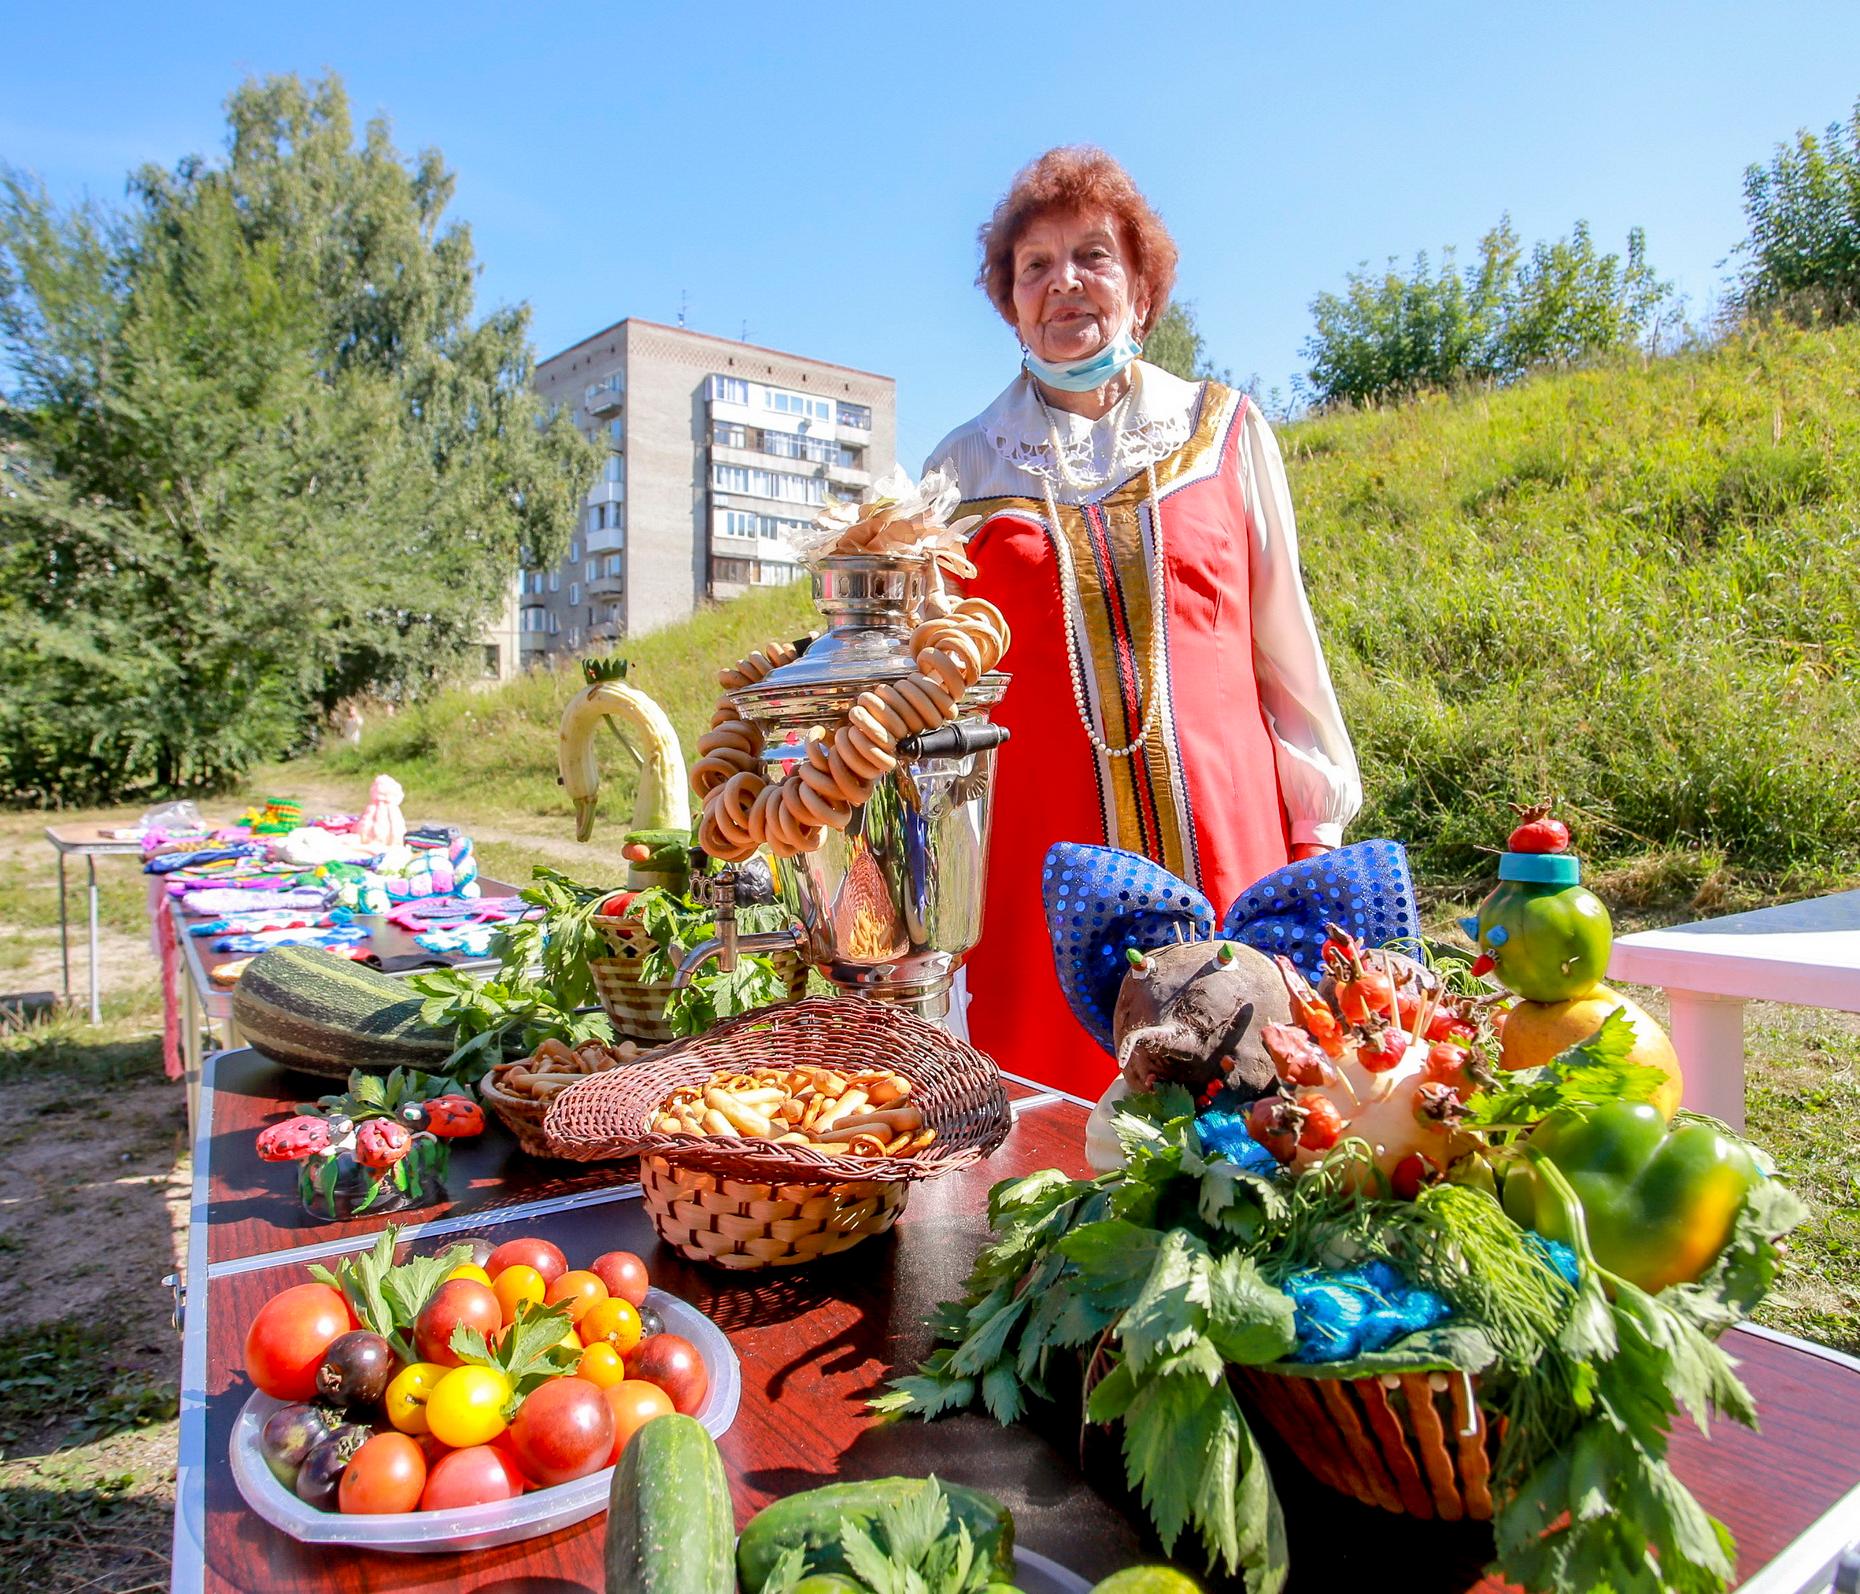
(449, 1298, 581, 1417)
(307, 1225, 473, 1362)
(756, 1479, 999, 1594)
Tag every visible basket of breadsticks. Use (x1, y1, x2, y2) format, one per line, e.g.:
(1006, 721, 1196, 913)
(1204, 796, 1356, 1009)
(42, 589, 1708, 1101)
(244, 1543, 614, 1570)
(540, 996, 1012, 1269)
(479, 1036, 644, 1158)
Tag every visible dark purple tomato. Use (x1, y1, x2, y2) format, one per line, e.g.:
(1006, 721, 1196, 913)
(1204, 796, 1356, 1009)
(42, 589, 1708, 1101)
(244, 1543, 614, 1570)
(634, 1302, 665, 1340)
(259, 1402, 336, 1488)
(293, 1424, 370, 1510)
(315, 1331, 394, 1408)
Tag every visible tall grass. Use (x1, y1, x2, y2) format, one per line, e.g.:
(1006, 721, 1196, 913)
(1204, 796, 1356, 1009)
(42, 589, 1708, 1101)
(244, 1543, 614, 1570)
(1292, 323, 1860, 884)
(320, 324, 1860, 891)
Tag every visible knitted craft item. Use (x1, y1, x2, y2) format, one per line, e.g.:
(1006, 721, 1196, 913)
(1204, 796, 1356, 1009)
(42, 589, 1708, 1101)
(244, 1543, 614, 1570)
(144, 844, 265, 875)
(413, 924, 500, 957)
(354, 774, 407, 850)
(210, 925, 371, 954)
(187, 912, 331, 937)
(1042, 840, 1423, 1054)
(174, 888, 330, 915)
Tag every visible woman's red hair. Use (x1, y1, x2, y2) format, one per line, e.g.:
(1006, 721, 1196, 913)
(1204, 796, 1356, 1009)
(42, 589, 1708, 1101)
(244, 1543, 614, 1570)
(977, 147, 1179, 337)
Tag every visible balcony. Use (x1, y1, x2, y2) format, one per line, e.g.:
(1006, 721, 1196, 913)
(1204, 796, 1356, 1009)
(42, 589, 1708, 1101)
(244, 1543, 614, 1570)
(586, 481, 625, 509)
(584, 378, 623, 416)
(586, 526, 625, 554)
(827, 458, 872, 490)
(588, 570, 625, 598)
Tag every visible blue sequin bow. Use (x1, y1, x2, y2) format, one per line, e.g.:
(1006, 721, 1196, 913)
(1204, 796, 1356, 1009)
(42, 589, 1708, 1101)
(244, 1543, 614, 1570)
(1041, 840, 1422, 1053)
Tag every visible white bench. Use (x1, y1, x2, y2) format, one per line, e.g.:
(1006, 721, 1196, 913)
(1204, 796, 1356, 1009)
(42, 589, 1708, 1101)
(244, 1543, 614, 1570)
(1607, 889, 1860, 1131)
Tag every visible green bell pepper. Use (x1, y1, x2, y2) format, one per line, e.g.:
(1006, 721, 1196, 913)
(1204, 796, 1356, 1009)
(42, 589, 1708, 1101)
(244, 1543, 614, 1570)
(1502, 1100, 1762, 1294)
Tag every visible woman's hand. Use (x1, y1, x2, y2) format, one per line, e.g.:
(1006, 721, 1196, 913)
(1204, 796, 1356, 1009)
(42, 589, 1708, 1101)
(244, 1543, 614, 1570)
(1290, 842, 1331, 862)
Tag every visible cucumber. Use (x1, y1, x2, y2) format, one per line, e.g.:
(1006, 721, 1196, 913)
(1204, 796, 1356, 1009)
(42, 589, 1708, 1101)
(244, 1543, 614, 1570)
(605, 1414, 733, 1593)
(736, 1477, 1014, 1589)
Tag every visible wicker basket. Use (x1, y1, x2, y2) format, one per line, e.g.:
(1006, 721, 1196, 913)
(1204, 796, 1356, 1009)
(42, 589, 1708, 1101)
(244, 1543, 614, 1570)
(1233, 1365, 1494, 1522)
(587, 911, 809, 1044)
(479, 1041, 646, 1159)
(541, 997, 1012, 1269)
(638, 1155, 908, 1270)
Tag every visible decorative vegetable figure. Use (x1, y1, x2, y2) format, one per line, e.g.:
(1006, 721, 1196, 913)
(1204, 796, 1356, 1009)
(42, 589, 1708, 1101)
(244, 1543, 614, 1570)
(256, 1116, 332, 1162)
(1464, 806, 1683, 1114)
(1111, 939, 1293, 1097)
(415, 1096, 486, 1137)
(253, 1068, 480, 1220)
(556, 659, 691, 863)
(354, 1118, 412, 1170)
(1502, 1100, 1763, 1293)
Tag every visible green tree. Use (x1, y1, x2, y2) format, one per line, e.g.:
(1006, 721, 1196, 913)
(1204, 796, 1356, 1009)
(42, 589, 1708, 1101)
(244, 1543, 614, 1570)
(1142, 299, 1230, 383)
(1302, 216, 1672, 407)
(1733, 93, 1860, 323)
(0, 74, 594, 801)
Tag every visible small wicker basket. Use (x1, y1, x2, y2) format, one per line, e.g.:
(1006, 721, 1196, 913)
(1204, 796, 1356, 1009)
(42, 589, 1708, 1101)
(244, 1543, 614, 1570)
(587, 911, 808, 1044)
(1233, 1365, 1494, 1522)
(542, 997, 1012, 1269)
(479, 1040, 644, 1159)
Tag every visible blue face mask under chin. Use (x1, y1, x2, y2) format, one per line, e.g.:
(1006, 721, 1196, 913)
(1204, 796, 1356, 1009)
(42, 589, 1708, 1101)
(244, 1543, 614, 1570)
(1022, 316, 1144, 393)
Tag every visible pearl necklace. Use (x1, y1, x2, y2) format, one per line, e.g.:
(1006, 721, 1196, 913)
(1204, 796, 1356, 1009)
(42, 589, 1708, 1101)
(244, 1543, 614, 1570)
(1032, 379, 1171, 761)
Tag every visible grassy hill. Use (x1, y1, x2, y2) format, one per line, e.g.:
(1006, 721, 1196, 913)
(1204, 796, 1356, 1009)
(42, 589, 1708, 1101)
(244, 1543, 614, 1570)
(324, 321, 1860, 909)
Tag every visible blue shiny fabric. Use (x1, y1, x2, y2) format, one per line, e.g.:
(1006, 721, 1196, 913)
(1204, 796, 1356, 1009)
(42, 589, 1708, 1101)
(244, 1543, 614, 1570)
(1042, 840, 1422, 1053)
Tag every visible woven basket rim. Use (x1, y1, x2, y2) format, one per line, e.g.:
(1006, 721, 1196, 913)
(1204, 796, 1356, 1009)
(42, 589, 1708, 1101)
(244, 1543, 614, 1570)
(542, 996, 1011, 1183)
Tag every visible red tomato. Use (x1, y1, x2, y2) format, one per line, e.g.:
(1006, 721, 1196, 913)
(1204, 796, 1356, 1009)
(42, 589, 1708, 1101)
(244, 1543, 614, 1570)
(485, 1238, 568, 1286)
(414, 1280, 503, 1368)
(507, 1377, 616, 1487)
(419, 1444, 528, 1511)
(244, 1284, 355, 1402)
(589, 1251, 650, 1307)
(603, 1381, 675, 1464)
(338, 1432, 427, 1515)
(626, 1334, 708, 1416)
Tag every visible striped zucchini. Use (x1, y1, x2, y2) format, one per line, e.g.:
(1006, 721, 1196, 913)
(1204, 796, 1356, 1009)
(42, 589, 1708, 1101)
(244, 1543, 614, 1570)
(231, 947, 456, 1078)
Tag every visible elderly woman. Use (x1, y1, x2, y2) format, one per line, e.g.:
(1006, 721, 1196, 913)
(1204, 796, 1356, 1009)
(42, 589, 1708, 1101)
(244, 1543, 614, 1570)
(927, 147, 1361, 1093)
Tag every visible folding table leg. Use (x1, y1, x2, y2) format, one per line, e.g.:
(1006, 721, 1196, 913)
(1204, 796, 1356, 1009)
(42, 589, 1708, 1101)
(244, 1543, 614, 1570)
(57, 851, 70, 1006)
(87, 854, 101, 1024)
(1666, 990, 1747, 1131)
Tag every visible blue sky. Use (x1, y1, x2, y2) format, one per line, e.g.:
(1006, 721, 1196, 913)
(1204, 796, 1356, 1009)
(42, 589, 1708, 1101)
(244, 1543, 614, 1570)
(4, 2, 1858, 466)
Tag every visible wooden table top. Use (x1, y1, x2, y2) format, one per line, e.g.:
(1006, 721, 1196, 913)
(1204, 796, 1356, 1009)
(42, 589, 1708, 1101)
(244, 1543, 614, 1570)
(176, 1060, 1860, 1594)
(43, 822, 151, 853)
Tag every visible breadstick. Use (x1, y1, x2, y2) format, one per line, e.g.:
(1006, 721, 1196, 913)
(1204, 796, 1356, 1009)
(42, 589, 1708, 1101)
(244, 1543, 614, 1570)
(706, 1087, 774, 1138)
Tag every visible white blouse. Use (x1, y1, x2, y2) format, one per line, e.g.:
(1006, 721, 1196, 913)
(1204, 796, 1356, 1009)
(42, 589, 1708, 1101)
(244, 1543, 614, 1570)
(926, 361, 1362, 848)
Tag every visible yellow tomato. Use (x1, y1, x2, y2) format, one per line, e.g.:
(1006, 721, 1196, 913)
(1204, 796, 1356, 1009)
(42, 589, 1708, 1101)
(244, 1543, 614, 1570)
(579, 1297, 643, 1355)
(445, 1263, 494, 1288)
(577, 1342, 627, 1388)
(383, 1361, 447, 1435)
(425, 1364, 512, 1448)
(492, 1263, 546, 1326)
(545, 1269, 608, 1324)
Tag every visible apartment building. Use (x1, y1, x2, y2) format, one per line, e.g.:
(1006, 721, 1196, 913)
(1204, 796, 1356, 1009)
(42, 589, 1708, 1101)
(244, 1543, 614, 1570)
(523, 320, 897, 659)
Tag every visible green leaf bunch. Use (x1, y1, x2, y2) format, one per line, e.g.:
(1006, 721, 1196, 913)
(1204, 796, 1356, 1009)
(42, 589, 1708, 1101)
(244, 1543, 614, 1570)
(756, 1479, 1000, 1594)
(306, 1224, 472, 1362)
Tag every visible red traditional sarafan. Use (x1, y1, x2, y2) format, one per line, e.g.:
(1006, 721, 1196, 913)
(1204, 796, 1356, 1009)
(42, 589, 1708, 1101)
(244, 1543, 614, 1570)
(949, 381, 1351, 1095)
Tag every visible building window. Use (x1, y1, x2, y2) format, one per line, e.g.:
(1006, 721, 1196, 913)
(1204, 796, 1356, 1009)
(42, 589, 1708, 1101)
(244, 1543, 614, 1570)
(606, 554, 624, 577)
(586, 560, 598, 581)
(837, 445, 862, 468)
(570, 539, 580, 562)
(707, 374, 749, 404)
(570, 581, 581, 606)
(483, 644, 501, 677)
(608, 418, 624, 447)
(548, 569, 560, 593)
(709, 463, 825, 506)
(837, 401, 872, 429)
(713, 557, 754, 584)
(603, 455, 624, 485)
(713, 421, 746, 448)
(548, 612, 560, 635)
(569, 626, 581, 648)
(759, 429, 835, 464)
(763, 388, 833, 422)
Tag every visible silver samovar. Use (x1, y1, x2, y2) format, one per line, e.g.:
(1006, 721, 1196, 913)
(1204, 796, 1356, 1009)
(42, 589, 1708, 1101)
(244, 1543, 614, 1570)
(673, 552, 1009, 1025)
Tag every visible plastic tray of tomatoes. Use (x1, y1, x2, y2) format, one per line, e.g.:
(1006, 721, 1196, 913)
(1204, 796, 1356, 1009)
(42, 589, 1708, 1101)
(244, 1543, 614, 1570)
(229, 1279, 739, 1553)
